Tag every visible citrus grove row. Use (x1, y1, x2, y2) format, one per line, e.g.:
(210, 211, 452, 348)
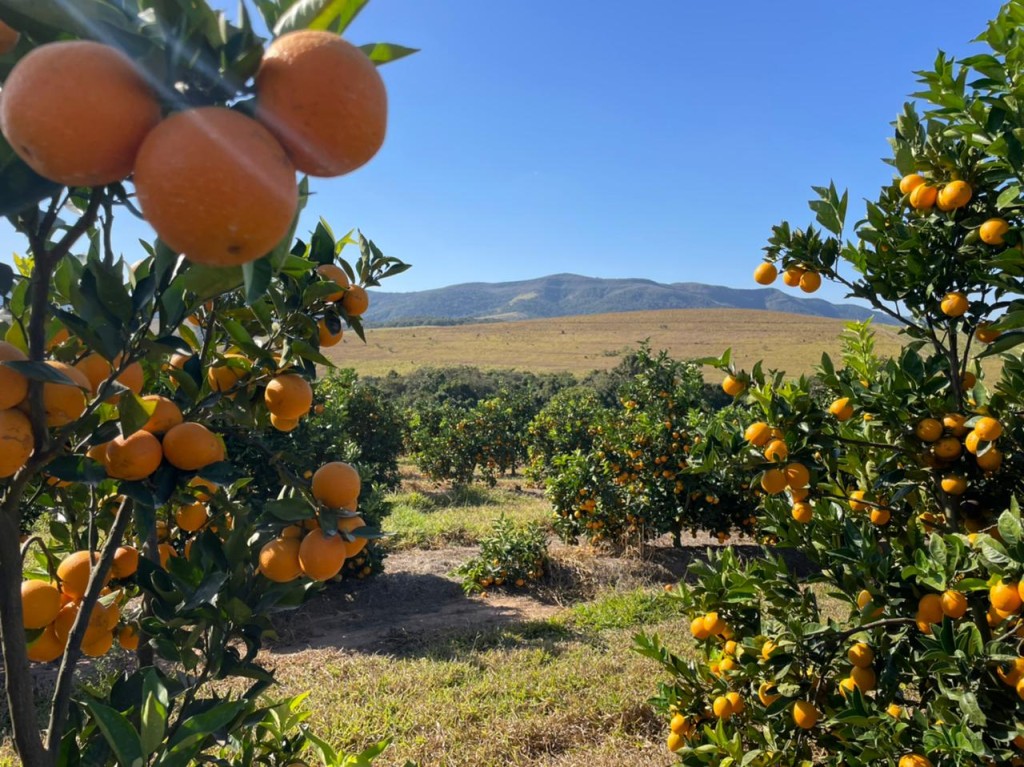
(0, 1, 413, 766)
(631, 4, 1024, 765)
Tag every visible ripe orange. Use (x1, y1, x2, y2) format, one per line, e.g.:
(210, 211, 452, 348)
(792, 700, 819, 729)
(937, 180, 971, 211)
(979, 217, 1010, 245)
(918, 593, 943, 624)
(991, 581, 1022, 613)
(342, 285, 369, 317)
(316, 263, 350, 301)
(105, 430, 163, 481)
(847, 642, 873, 668)
(189, 476, 219, 502)
(0, 19, 19, 55)
(297, 529, 347, 581)
(798, 271, 821, 293)
(57, 550, 109, 600)
(962, 371, 977, 389)
(753, 262, 777, 285)
(725, 691, 745, 714)
(976, 447, 1003, 472)
(256, 31, 387, 177)
(850, 665, 876, 691)
(38, 361, 89, 427)
(81, 628, 114, 658)
(666, 732, 683, 752)
(784, 462, 810, 489)
(974, 416, 1002, 442)
(914, 418, 942, 442)
(74, 353, 111, 395)
(111, 546, 139, 579)
(21, 580, 61, 629)
(791, 501, 813, 524)
(712, 695, 733, 720)
(721, 375, 745, 397)
(761, 468, 787, 495)
(838, 677, 856, 698)
(0, 341, 28, 409)
(757, 681, 780, 706)
(264, 374, 313, 419)
(311, 461, 362, 508)
(940, 474, 967, 495)
(207, 353, 251, 393)
(940, 292, 968, 317)
(318, 319, 344, 347)
(259, 537, 303, 582)
(829, 397, 853, 421)
(0, 408, 33, 477)
(141, 395, 183, 434)
(899, 173, 926, 194)
(932, 436, 961, 460)
(111, 360, 144, 400)
(117, 625, 139, 651)
(174, 502, 208, 532)
(975, 322, 1001, 343)
(27, 626, 65, 663)
(848, 489, 869, 512)
(899, 755, 934, 767)
(869, 507, 891, 525)
(702, 611, 725, 636)
(338, 515, 368, 556)
(964, 430, 982, 455)
(270, 413, 300, 432)
(162, 422, 225, 471)
(782, 267, 805, 287)
(134, 107, 298, 267)
(909, 184, 937, 210)
(940, 590, 968, 619)
(690, 616, 711, 640)
(943, 412, 968, 437)
(763, 439, 788, 462)
(0, 41, 160, 186)
(744, 421, 772, 447)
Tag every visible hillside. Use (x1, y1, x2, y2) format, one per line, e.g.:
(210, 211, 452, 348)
(328, 308, 906, 378)
(363, 273, 891, 326)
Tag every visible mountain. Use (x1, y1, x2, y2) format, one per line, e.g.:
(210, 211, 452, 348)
(363, 274, 892, 326)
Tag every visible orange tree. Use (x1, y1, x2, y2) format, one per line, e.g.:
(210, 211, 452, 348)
(638, 4, 1024, 765)
(0, 1, 414, 765)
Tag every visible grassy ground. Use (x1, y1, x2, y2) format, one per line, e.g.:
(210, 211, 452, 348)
(327, 308, 906, 378)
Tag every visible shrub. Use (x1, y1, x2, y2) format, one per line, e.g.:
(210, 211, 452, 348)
(455, 515, 548, 593)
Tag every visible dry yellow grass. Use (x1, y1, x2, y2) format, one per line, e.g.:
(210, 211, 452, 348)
(330, 309, 905, 379)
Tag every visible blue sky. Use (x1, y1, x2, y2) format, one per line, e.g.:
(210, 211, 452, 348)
(0, 1, 1006, 304)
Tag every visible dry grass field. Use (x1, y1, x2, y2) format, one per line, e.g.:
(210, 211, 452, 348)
(328, 308, 906, 379)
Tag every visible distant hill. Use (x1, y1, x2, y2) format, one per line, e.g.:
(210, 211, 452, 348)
(364, 273, 891, 326)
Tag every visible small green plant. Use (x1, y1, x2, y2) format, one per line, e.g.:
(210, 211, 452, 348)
(455, 514, 548, 593)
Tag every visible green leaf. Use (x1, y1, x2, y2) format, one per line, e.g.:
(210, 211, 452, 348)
(274, 0, 368, 35)
(359, 43, 419, 65)
(2, 360, 84, 386)
(997, 184, 1022, 210)
(0, 133, 61, 217)
(176, 265, 244, 302)
(243, 257, 273, 305)
(140, 670, 169, 757)
(84, 700, 144, 767)
(120, 392, 158, 438)
(264, 497, 314, 521)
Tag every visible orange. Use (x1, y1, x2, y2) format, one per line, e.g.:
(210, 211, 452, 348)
(753, 262, 777, 285)
(702, 611, 726, 636)
(21, 580, 61, 629)
(847, 642, 873, 668)
(784, 462, 810, 489)
(933, 436, 961, 460)
(782, 266, 805, 287)
(38, 361, 89, 427)
(259, 537, 303, 583)
(0, 41, 160, 186)
(976, 447, 1003, 472)
(270, 413, 300, 432)
(725, 691, 745, 714)
(0, 408, 33, 477)
(297, 529, 347, 581)
(974, 416, 1003, 441)
(918, 593, 943, 624)
(887, 703, 903, 718)
(899, 755, 934, 767)
(791, 501, 813, 524)
(829, 397, 853, 421)
(899, 173, 926, 194)
(158, 542, 176, 569)
(74, 353, 111, 395)
(792, 700, 819, 729)
(979, 217, 1010, 245)
(964, 430, 982, 455)
(264, 374, 313, 419)
(0, 341, 28, 409)
(975, 322, 1001, 343)
(941, 590, 968, 619)
(943, 412, 968, 436)
(0, 19, 19, 55)
(318, 319, 344, 347)
(111, 546, 139, 579)
(666, 732, 683, 752)
(850, 665, 876, 691)
(798, 271, 821, 293)
(940, 292, 968, 317)
(342, 285, 369, 317)
(991, 581, 1023, 613)
(761, 468, 787, 495)
(838, 677, 857, 698)
(690, 616, 711, 640)
(763, 439, 788, 462)
(848, 489, 869, 512)
(81, 629, 114, 658)
(316, 263, 350, 301)
(940, 474, 967, 495)
(744, 421, 771, 447)
(105, 430, 163, 481)
(141, 395, 183, 434)
(256, 31, 387, 177)
(338, 515, 368, 556)
(937, 180, 972, 211)
(914, 418, 942, 442)
(57, 550, 109, 600)
(114, 361, 144, 398)
(117, 625, 139, 651)
(909, 184, 937, 210)
(27, 626, 65, 663)
(962, 371, 977, 389)
(53, 603, 78, 643)
(189, 476, 219, 501)
(162, 422, 225, 471)
(169, 352, 192, 370)
(175, 502, 208, 532)
(712, 695, 733, 720)
(311, 461, 362, 508)
(721, 375, 745, 397)
(134, 107, 298, 267)
(207, 353, 251, 393)
(869, 507, 891, 526)
(757, 681, 780, 706)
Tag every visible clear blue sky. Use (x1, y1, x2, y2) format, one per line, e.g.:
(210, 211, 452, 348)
(0, 1, 1006, 304)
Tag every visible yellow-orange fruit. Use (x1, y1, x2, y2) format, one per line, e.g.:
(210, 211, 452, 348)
(690, 616, 711, 640)
(763, 439, 788, 462)
(311, 461, 361, 508)
(264, 374, 313, 419)
(974, 416, 1003, 441)
(174, 502, 208, 532)
(753, 262, 777, 285)
(111, 546, 139, 579)
(270, 413, 300, 432)
(0, 341, 28, 409)
(114, 361, 144, 397)
(721, 375, 745, 397)
(792, 700, 819, 729)
(81, 628, 114, 657)
(189, 476, 219, 502)
(784, 462, 810, 489)
(799, 271, 821, 293)
(21, 580, 61, 629)
(0, 408, 33, 477)
(297, 529, 347, 581)
(909, 184, 937, 210)
(964, 430, 983, 455)
(937, 180, 972, 211)
(940, 474, 967, 495)
(117, 624, 139, 651)
(829, 397, 853, 421)
(848, 642, 873, 668)
(259, 537, 303, 583)
(38, 361, 89, 427)
(782, 266, 805, 287)
(162, 422, 225, 471)
(899, 755, 933, 767)
(702, 611, 725, 636)
(667, 731, 683, 752)
(342, 285, 369, 317)
(975, 322, 1001, 343)
(962, 371, 977, 389)
(943, 412, 968, 436)
(141, 395, 183, 434)
(256, 31, 387, 177)
(0, 41, 160, 186)
(27, 625, 65, 663)
(744, 421, 771, 447)
(0, 19, 20, 55)
(941, 590, 968, 619)
(850, 665, 876, 691)
(318, 319, 344, 347)
(915, 418, 942, 442)
(940, 292, 968, 318)
(74, 353, 111, 395)
(712, 695, 733, 720)
(899, 173, 925, 194)
(207, 354, 250, 393)
(757, 681, 780, 706)
(870, 507, 891, 526)
(761, 468, 787, 495)
(338, 515, 368, 556)
(933, 436, 962, 460)
(977, 447, 1003, 472)
(791, 501, 813, 524)
(918, 593, 944, 624)
(980, 217, 1010, 245)
(134, 107, 298, 267)
(105, 430, 163, 481)
(57, 550, 109, 600)
(992, 581, 1023, 613)
(316, 263, 350, 301)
